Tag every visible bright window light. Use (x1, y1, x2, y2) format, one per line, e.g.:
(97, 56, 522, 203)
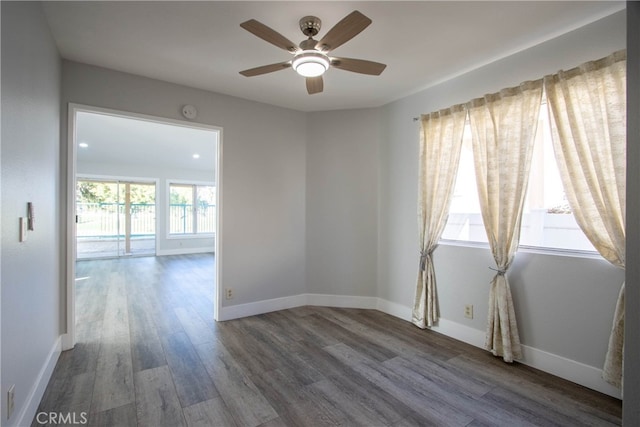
(441, 102, 596, 252)
(169, 183, 216, 235)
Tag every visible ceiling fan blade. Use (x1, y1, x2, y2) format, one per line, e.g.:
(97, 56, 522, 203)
(331, 57, 386, 75)
(240, 19, 298, 53)
(306, 76, 323, 94)
(316, 11, 372, 52)
(240, 62, 291, 77)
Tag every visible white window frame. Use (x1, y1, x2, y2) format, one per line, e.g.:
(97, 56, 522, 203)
(438, 104, 601, 260)
(166, 179, 216, 239)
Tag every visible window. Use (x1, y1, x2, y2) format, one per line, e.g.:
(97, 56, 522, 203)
(441, 101, 596, 252)
(169, 183, 216, 235)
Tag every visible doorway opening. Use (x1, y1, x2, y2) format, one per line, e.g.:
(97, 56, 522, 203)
(66, 104, 223, 349)
(76, 179, 157, 259)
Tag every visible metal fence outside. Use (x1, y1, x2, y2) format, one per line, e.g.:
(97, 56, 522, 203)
(77, 202, 156, 238)
(77, 202, 216, 238)
(169, 204, 216, 234)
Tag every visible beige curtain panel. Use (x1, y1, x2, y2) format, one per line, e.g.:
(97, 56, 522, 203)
(412, 106, 467, 329)
(544, 50, 626, 388)
(468, 80, 543, 363)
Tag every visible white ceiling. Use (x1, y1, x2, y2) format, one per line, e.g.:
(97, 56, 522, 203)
(42, 1, 624, 112)
(76, 112, 217, 172)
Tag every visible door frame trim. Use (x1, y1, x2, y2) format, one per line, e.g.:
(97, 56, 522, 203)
(64, 103, 223, 350)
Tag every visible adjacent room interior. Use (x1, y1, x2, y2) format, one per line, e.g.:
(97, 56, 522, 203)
(74, 109, 218, 260)
(1, 1, 639, 426)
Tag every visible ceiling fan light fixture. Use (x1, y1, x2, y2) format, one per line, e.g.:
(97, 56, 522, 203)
(292, 50, 329, 77)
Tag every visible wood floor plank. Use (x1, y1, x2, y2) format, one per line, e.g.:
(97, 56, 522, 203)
(231, 317, 326, 386)
(161, 332, 219, 407)
(174, 306, 217, 345)
(268, 392, 352, 427)
(250, 368, 311, 411)
(323, 342, 376, 365)
(236, 314, 302, 352)
(136, 263, 187, 337)
(480, 386, 592, 427)
(51, 320, 102, 381)
(307, 378, 396, 426)
(333, 308, 463, 361)
(321, 362, 422, 425)
(32, 372, 94, 427)
(90, 403, 137, 427)
(448, 354, 621, 426)
(101, 272, 130, 340)
(401, 351, 495, 397)
(75, 261, 109, 324)
(183, 398, 237, 427)
(35, 255, 621, 427)
(91, 334, 134, 413)
(355, 308, 482, 358)
(287, 306, 316, 318)
(195, 339, 279, 427)
(183, 296, 217, 331)
(127, 296, 167, 373)
(383, 356, 540, 427)
(259, 311, 316, 342)
(347, 357, 474, 426)
(216, 321, 279, 377)
(134, 365, 186, 427)
(255, 418, 289, 427)
(305, 313, 398, 362)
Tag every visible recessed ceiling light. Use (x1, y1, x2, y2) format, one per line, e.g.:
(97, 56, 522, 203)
(192, 154, 200, 159)
(79, 142, 89, 148)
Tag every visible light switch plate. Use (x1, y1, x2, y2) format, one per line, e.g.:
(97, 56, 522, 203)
(19, 217, 27, 242)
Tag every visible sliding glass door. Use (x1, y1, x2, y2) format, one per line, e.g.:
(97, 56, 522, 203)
(76, 179, 156, 259)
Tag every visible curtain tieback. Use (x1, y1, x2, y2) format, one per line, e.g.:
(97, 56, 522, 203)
(419, 250, 432, 272)
(489, 266, 507, 275)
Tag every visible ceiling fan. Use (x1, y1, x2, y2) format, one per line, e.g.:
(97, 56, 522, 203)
(239, 11, 386, 95)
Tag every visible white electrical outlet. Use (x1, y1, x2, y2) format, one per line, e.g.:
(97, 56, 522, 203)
(7, 384, 15, 419)
(225, 288, 233, 300)
(464, 304, 474, 319)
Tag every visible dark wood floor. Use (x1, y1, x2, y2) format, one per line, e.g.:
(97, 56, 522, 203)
(34, 254, 621, 426)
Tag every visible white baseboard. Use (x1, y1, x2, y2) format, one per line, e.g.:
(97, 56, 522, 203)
(218, 293, 377, 321)
(519, 344, 621, 399)
(307, 294, 378, 309)
(374, 300, 621, 399)
(432, 318, 486, 348)
(376, 298, 412, 321)
(156, 248, 214, 256)
(61, 333, 74, 351)
(216, 294, 620, 399)
(16, 336, 62, 427)
(218, 294, 307, 321)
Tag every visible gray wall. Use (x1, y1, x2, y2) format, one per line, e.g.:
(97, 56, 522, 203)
(77, 161, 216, 255)
(378, 10, 626, 377)
(625, 2, 639, 424)
(1, 2, 62, 426)
(62, 61, 307, 308)
(306, 108, 381, 297)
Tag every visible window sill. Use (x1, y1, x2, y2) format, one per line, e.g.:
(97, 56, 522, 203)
(438, 239, 603, 260)
(167, 233, 215, 240)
